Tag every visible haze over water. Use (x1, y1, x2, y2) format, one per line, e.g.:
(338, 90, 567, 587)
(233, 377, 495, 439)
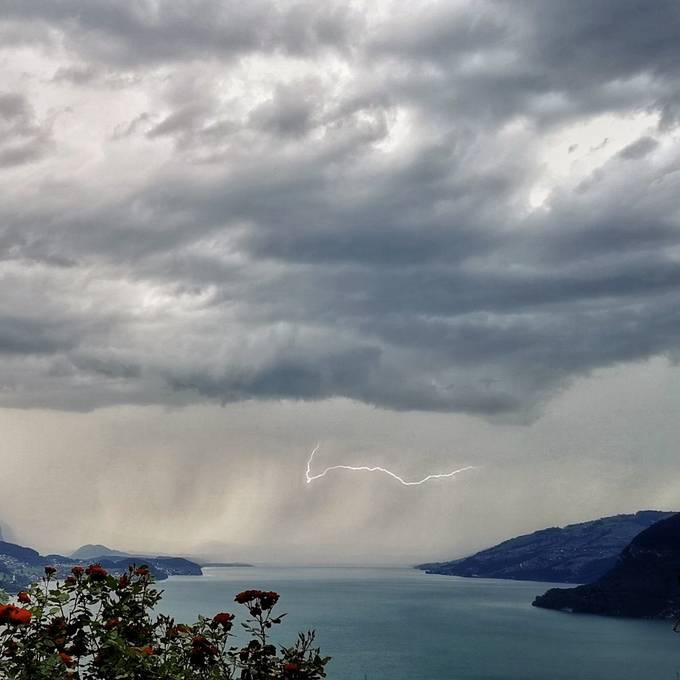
(158, 567, 680, 680)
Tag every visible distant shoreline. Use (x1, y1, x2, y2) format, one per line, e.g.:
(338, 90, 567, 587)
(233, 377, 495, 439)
(200, 562, 254, 568)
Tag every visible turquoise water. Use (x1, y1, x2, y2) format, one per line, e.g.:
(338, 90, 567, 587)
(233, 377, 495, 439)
(157, 566, 680, 680)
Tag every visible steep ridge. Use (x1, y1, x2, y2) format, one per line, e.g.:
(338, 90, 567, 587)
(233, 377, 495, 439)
(533, 512, 680, 618)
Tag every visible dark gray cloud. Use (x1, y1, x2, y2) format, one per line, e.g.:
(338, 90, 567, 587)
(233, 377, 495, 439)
(0, 93, 52, 167)
(0, 315, 76, 355)
(618, 136, 659, 160)
(367, 1, 680, 129)
(248, 81, 321, 138)
(0, 0, 679, 419)
(0, 0, 362, 65)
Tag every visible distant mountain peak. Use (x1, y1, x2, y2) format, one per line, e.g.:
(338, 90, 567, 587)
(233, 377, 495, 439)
(70, 544, 131, 560)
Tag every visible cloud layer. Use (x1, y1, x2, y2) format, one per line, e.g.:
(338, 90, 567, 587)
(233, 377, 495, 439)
(2, 0, 680, 418)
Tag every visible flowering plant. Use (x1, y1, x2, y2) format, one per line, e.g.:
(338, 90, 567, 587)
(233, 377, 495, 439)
(0, 565, 329, 679)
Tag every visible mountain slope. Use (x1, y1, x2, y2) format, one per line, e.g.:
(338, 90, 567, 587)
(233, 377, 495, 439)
(0, 540, 44, 567)
(417, 511, 675, 583)
(533, 512, 680, 618)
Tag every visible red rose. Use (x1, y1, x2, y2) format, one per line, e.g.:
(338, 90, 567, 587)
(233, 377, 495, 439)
(59, 652, 74, 667)
(44, 566, 57, 576)
(85, 564, 108, 581)
(134, 566, 150, 576)
(71, 566, 84, 577)
(234, 589, 260, 604)
(17, 592, 30, 604)
(0, 605, 32, 625)
(140, 646, 154, 656)
(9, 606, 32, 625)
(260, 591, 279, 609)
(283, 662, 300, 672)
(234, 589, 279, 611)
(191, 635, 218, 657)
(104, 617, 121, 630)
(212, 612, 235, 627)
(118, 573, 130, 589)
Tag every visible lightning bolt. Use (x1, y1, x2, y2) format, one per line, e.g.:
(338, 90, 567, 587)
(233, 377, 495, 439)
(305, 444, 476, 486)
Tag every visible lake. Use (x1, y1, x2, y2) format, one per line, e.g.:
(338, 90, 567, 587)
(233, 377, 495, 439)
(157, 566, 680, 680)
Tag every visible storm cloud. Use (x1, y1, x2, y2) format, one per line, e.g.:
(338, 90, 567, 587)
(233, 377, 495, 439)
(2, 1, 680, 563)
(1, 0, 680, 420)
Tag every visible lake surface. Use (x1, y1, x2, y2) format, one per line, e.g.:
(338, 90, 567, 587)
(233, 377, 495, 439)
(157, 566, 680, 680)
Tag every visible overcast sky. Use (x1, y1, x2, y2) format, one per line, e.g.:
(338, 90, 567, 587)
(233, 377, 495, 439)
(1, 0, 679, 563)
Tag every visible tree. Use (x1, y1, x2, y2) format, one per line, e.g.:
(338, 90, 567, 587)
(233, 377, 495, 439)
(0, 564, 329, 679)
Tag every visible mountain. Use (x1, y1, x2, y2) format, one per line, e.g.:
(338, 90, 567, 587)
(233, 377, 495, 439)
(0, 540, 50, 592)
(92, 555, 203, 577)
(533, 512, 680, 618)
(417, 511, 675, 583)
(0, 539, 203, 593)
(70, 544, 131, 560)
(0, 540, 44, 567)
(78, 555, 201, 580)
(70, 545, 203, 576)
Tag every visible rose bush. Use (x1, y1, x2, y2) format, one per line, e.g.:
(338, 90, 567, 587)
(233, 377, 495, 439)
(0, 565, 329, 679)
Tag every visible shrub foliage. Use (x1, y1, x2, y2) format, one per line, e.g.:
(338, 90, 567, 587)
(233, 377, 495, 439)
(0, 564, 329, 679)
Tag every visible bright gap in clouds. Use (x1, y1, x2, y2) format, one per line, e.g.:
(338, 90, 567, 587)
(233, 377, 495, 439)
(528, 111, 660, 209)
